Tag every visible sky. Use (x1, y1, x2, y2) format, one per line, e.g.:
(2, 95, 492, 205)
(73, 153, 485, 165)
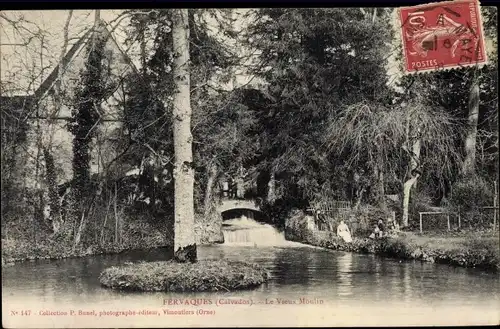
(0, 9, 259, 96)
(1, 8, 496, 97)
(1, 10, 134, 95)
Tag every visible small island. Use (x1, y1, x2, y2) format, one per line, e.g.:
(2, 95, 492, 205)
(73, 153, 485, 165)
(99, 259, 269, 292)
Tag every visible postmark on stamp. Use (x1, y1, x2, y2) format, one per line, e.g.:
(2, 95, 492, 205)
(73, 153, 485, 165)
(398, 0, 488, 74)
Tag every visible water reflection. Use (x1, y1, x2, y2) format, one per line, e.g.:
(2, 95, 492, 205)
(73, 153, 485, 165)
(403, 262, 412, 303)
(2, 244, 499, 312)
(273, 247, 312, 286)
(337, 252, 353, 297)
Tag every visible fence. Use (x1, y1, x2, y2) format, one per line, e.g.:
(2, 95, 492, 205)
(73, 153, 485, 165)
(417, 180, 499, 233)
(418, 211, 460, 233)
(310, 200, 352, 232)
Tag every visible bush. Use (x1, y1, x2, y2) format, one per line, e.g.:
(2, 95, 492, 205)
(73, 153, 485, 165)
(351, 205, 393, 236)
(449, 176, 494, 212)
(378, 237, 416, 259)
(455, 237, 500, 270)
(449, 176, 495, 228)
(99, 260, 269, 292)
(284, 209, 312, 241)
(194, 211, 224, 245)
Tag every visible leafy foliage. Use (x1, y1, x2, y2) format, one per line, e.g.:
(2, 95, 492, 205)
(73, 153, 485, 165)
(69, 27, 108, 200)
(125, 9, 257, 213)
(449, 175, 494, 214)
(243, 8, 396, 219)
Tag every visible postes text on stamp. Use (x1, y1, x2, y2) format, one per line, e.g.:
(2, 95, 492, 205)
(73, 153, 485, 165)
(398, 0, 487, 74)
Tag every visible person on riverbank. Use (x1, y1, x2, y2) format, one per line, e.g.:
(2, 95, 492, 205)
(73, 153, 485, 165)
(387, 218, 400, 236)
(337, 220, 353, 243)
(377, 220, 385, 238)
(369, 224, 380, 239)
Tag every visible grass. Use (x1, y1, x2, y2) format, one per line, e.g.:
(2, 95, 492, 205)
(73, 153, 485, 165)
(402, 231, 499, 251)
(99, 260, 269, 292)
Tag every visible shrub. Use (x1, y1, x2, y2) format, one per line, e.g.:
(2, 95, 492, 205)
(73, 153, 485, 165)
(378, 237, 416, 259)
(449, 176, 494, 212)
(284, 209, 311, 241)
(458, 237, 500, 270)
(449, 176, 495, 228)
(351, 205, 393, 236)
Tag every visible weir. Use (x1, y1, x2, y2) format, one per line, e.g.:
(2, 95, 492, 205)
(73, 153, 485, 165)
(222, 211, 287, 246)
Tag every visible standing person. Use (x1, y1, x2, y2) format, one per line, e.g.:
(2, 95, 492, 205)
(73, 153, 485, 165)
(228, 177, 235, 198)
(377, 219, 385, 238)
(337, 220, 353, 243)
(316, 210, 328, 231)
(235, 166, 247, 199)
(222, 181, 229, 198)
(235, 176, 244, 199)
(222, 175, 231, 198)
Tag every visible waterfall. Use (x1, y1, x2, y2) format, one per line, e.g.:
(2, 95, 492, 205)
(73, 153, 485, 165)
(222, 211, 287, 246)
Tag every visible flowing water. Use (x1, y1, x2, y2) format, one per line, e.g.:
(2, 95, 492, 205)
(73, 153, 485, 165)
(222, 216, 290, 246)
(2, 216, 499, 327)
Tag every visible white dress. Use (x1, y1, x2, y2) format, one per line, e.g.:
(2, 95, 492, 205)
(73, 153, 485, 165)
(337, 223, 353, 243)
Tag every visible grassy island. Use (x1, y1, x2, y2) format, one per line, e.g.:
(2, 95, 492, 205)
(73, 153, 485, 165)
(99, 260, 269, 292)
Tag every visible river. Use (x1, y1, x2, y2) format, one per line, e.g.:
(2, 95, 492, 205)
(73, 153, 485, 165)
(2, 217, 499, 327)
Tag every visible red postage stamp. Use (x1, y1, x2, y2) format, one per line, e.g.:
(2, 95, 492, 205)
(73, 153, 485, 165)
(398, 0, 487, 74)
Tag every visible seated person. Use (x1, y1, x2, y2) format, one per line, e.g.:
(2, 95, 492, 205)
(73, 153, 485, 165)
(387, 218, 400, 235)
(337, 220, 352, 243)
(369, 225, 380, 239)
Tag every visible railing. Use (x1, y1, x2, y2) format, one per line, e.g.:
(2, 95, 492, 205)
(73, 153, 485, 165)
(419, 206, 499, 233)
(311, 200, 352, 232)
(418, 211, 459, 233)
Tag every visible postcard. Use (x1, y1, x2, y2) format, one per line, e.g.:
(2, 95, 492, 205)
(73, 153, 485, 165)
(1, 2, 499, 327)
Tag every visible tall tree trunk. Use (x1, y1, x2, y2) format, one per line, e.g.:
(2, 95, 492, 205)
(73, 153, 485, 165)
(373, 138, 386, 209)
(171, 9, 196, 263)
(462, 81, 480, 177)
(373, 161, 386, 210)
(201, 161, 224, 244)
(43, 148, 61, 233)
(43, 11, 73, 235)
(402, 137, 421, 227)
(70, 9, 104, 226)
(354, 187, 366, 209)
(377, 167, 386, 209)
(203, 162, 218, 218)
(94, 10, 100, 28)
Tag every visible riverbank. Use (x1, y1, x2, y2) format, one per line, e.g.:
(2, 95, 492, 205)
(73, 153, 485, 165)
(1, 236, 169, 267)
(1, 211, 224, 267)
(286, 227, 499, 272)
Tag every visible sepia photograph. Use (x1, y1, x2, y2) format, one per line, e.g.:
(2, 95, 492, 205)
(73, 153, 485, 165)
(1, 1, 499, 327)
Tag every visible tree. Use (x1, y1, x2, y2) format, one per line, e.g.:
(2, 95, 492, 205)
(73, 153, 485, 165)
(325, 88, 460, 227)
(1, 12, 53, 238)
(68, 11, 107, 245)
(170, 9, 196, 263)
(462, 78, 480, 176)
(44, 10, 74, 233)
(243, 8, 394, 218)
(124, 8, 248, 249)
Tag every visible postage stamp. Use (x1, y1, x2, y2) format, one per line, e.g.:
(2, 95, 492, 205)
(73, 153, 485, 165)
(398, 0, 488, 74)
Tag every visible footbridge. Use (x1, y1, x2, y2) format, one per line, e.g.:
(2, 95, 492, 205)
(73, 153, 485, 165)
(217, 198, 262, 214)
